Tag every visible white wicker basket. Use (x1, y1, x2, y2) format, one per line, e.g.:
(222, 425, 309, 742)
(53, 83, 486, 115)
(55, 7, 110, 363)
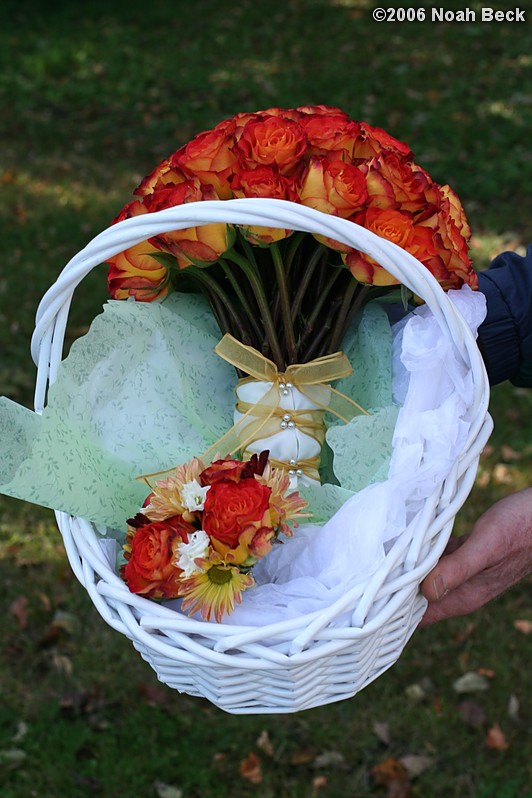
(31, 198, 493, 714)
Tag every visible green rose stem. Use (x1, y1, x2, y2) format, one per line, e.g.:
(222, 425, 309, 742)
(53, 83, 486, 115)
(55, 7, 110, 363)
(270, 242, 298, 365)
(270, 233, 306, 331)
(218, 259, 264, 344)
(327, 273, 359, 354)
(225, 247, 285, 369)
(297, 266, 343, 358)
(184, 266, 252, 347)
(290, 243, 327, 324)
(301, 295, 344, 362)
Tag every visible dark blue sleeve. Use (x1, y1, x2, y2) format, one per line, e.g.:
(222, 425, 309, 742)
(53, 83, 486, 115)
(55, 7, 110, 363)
(477, 244, 532, 387)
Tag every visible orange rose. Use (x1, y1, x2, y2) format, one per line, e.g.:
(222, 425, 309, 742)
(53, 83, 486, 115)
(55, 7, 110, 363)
(230, 166, 298, 244)
(300, 158, 367, 219)
(144, 181, 234, 269)
(107, 200, 170, 301)
(354, 122, 412, 160)
(174, 126, 238, 199)
(364, 154, 440, 214)
(297, 104, 349, 118)
(134, 158, 188, 197)
(235, 115, 308, 176)
(203, 478, 272, 548)
(439, 184, 471, 239)
(122, 514, 194, 599)
(299, 113, 362, 158)
(412, 208, 476, 290)
(344, 207, 413, 285)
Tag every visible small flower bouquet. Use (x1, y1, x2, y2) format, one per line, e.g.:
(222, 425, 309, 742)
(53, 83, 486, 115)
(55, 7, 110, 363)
(123, 452, 307, 621)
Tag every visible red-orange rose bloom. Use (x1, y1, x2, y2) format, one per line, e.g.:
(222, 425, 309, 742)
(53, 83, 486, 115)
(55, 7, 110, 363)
(300, 158, 367, 219)
(203, 478, 272, 547)
(355, 122, 412, 160)
(144, 181, 234, 269)
(107, 200, 170, 301)
(235, 115, 308, 176)
(174, 126, 238, 199)
(364, 154, 440, 214)
(122, 515, 194, 599)
(230, 166, 298, 244)
(344, 207, 413, 286)
(299, 113, 362, 158)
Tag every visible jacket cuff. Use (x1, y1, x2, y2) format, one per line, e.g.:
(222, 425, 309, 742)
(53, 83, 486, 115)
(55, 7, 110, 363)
(477, 270, 521, 385)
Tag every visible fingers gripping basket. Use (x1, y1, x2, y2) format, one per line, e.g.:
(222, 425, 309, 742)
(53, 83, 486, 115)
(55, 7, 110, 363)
(32, 198, 493, 715)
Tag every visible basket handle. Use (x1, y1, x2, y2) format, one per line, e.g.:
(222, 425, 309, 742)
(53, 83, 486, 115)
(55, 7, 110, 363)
(31, 198, 487, 419)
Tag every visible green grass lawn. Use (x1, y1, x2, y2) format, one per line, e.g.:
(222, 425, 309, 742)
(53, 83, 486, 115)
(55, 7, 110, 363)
(1, 1, 531, 796)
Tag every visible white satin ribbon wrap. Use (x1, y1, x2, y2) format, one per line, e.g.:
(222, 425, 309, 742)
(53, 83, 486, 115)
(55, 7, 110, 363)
(234, 381, 322, 488)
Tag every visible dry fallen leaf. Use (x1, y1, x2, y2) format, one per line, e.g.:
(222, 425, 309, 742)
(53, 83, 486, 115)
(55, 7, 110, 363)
(477, 667, 495, 679)
(239, 752, 262, 784)
(290, 747, 317, 766)
(312, 775, 328, 793)
(485, 723, 509, 751)
(313, 751, 346, 770)
(373, 720, 391, 745)
(492, 463, 514, 485)
(154, 782, 183, 798)
(399, 754, 435, 778)
(501, 444, 522, 462)
(458, 700, 487, 729)
(507, 694, 520, 722)
(8, 596, 29, 629)
(513, 619, 532, 635)
(256, 729, 274, 757)
(371, 757, 409, 785)
(453, 672, 490, 694)
(452, 622, 476, 645)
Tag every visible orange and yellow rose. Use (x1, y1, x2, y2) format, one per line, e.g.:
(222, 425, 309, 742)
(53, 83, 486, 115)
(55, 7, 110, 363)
(144, 181, 234, 269)
(107, 200, 170, 301)
(122, 514, 195, 599)
(235, 115, 308, 176)
(202, 478, 272, 548)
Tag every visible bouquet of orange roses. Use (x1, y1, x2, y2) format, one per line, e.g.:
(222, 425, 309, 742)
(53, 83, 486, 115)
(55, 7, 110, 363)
(108, 104, 476, 370)
(122, 451, 307, 621)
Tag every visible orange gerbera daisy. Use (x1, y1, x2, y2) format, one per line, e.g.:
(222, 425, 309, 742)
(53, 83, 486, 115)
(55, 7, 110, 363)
(179, 554, 254, 623)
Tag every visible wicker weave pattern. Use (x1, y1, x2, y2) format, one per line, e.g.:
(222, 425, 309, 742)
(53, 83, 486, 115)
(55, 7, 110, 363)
(33, 199, 493, 713)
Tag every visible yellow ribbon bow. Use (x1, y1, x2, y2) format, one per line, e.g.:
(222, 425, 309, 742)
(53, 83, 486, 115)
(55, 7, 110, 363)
(201, 334, 369, 471)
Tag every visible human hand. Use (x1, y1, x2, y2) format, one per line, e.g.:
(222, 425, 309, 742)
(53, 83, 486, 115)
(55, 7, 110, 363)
(420, 489, 532, 625)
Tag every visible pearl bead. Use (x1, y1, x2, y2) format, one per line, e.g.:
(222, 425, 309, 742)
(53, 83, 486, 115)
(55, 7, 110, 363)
(288, 469, 295, 476)
(289, 459, 297, 466)
(280, 421, 288, 429)
(296, 469, 303, 477)
(287, 420, 296, 429)
(282, 413, 291, 422)
(285, 382, 293, 390)
(282, 389, 289, 395)
(279, 382, 286, 390)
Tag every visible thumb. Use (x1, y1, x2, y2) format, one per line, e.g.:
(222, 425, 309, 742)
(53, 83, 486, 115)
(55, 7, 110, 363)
(421, 532, 477, 602)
